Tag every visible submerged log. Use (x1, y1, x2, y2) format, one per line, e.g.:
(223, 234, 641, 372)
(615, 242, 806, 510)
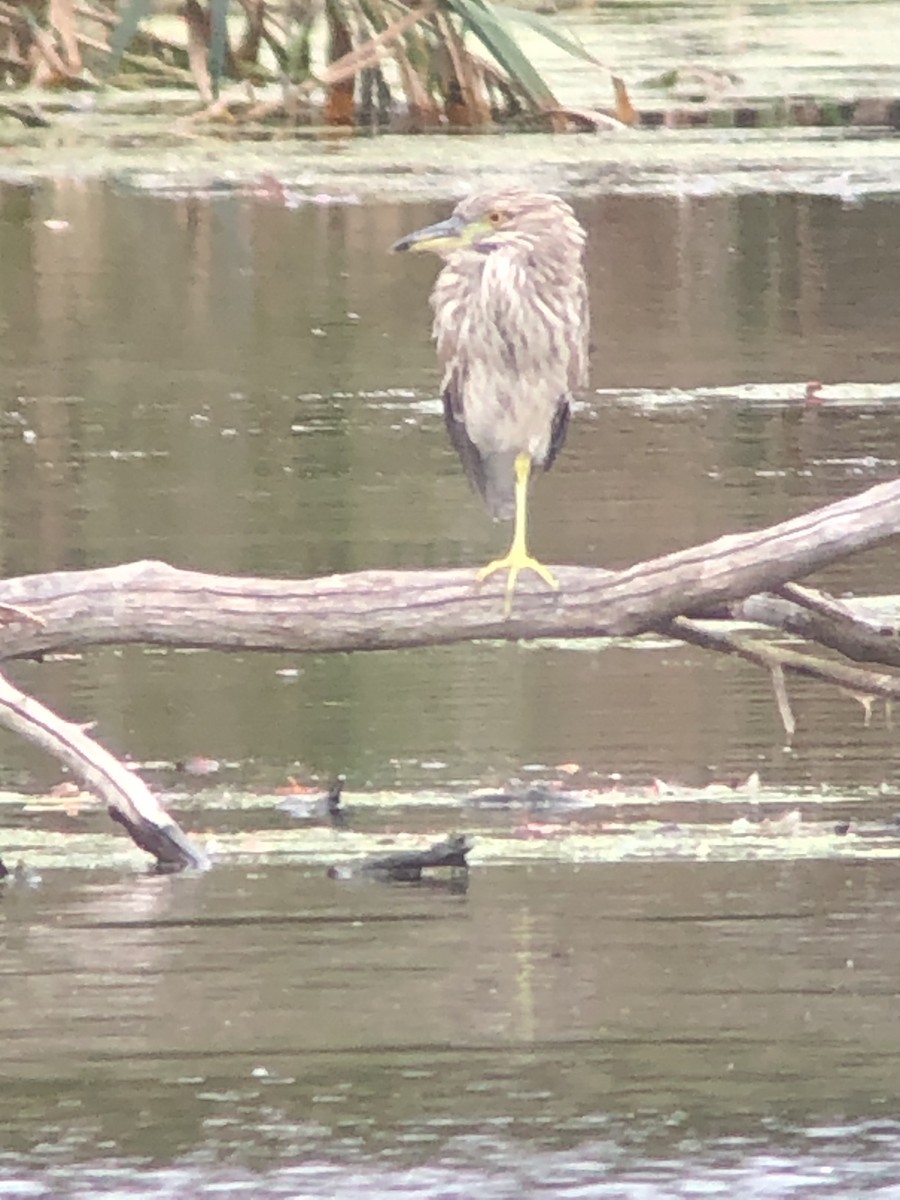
(329, 833, 473, 882)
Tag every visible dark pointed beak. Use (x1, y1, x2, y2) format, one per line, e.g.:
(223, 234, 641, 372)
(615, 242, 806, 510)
(391, 213, 468, 254)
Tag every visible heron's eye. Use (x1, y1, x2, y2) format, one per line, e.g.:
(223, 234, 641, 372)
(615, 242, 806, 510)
(487, 210, 505, 226)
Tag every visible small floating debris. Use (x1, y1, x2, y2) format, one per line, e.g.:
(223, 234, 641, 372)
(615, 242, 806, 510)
(804, 381, 825, 407)
(652, 771, 761, 798)
(593, 381, 900, 411)
(278, 775, 346, 828)
(329, 833, 471, 883)
(731, 808, 802, 837)
(49, 780, 82, 799)
(0, 857, 40, 887)
(177, 756, 221, 777)
(835, 815, 900, 839)
(465, 783, 582, 810)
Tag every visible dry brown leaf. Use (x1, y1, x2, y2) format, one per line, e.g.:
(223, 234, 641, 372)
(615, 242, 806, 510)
(50, 780, 82, 798)
(434, 11, 489, 128)
(313, 1, 434, 89)
(274, 776, 317, 796)
(325, 4, 355, 125)
(612, 74, 636, 126)
(27, 22, 72, 85)
(50, 0, 81, 71)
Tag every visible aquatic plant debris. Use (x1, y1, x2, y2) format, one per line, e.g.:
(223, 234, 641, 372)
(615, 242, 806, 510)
(5, 779, 900, 872)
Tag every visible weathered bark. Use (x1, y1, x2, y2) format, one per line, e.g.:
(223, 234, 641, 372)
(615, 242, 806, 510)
(731, 587, 900, 667)
(0, 479, 897, 659)
(2, 478, 899, 870)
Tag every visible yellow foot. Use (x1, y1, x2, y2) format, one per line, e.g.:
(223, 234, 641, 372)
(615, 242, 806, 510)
(476, 551, 559, 617)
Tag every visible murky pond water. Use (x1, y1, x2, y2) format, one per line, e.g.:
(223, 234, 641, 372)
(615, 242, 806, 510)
(2, 181, 900, 793)
(3, 173, 900, 1195)
(6, 860, 900, 1196)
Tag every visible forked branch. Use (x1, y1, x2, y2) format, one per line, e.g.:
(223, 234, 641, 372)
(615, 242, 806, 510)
(0, 477, 898, 871)
(0, 477, 896, 656)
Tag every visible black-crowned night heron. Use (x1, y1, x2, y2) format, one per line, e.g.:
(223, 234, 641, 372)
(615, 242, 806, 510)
(392, 188, 589, 614)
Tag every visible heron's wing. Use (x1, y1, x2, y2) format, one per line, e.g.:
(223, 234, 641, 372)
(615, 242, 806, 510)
(434, 272, 514, 514)
(442, 368, 488, 501)
(567, 271, 590, 393)
(543, 396, 570, 473)
(442, 370, 516, 519)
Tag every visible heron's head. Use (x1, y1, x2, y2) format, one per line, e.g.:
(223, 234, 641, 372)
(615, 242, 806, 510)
(391, 189, 576, 258)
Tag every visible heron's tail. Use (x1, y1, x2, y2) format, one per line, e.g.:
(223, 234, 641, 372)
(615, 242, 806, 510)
(481, 451, 517, 521)
(441, 394, 517, 519)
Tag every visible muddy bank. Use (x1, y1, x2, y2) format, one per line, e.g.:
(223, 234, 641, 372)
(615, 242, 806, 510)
(2, 120, 900, 199)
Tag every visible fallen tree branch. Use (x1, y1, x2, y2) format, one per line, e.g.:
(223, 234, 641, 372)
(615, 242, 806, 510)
(0, 478, 896, 658)
(1, 478, 899, 873)
(0, 669, 209, 872)
(671, 617, 900, 706)
(731, 591, 900, 667)
(775, 581, 860, 624)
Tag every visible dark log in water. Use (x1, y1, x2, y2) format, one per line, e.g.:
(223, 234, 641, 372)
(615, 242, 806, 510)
(329, 833, 472, 882)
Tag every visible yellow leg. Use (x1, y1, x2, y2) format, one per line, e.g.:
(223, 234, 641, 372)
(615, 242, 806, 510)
(476, 453, 558, 616)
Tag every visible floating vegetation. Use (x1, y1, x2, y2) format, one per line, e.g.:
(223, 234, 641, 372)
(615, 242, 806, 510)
(5, 774, 900, 873)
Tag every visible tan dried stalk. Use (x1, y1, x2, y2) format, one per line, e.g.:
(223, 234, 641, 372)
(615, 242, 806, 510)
(434, 8, 489, 125)
(49, 0, 81, 70)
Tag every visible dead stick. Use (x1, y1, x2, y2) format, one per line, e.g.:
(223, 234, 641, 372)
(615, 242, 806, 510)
(0, 668, 209, 871)
(671, 617, 900, 699)
(776, 582, 859, 624)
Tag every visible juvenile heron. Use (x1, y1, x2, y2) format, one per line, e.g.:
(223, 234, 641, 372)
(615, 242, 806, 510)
(392, 188, 589, 613)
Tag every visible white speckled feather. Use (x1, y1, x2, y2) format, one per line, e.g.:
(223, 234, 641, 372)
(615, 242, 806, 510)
(430, 189, 589, 517)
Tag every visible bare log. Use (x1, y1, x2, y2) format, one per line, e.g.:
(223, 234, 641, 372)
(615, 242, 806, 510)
(731, 591, 900, 667)
(0, 669, 209, 872)
(672, 618, 900, 705)
(0, 479, 895, 659)
(0, 478, 898, 873)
